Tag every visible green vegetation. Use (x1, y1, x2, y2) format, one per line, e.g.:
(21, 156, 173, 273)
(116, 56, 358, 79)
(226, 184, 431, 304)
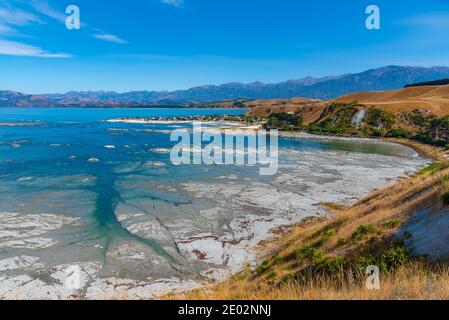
(282, 248, 303, 262)
(442, 191, 449, 205)
(280, 273, 295, 284)
(257, 101, 449, 150)
(306, 103, 360, 135)
(416, 162, 449, 176)
(351, 224, 378, 242)
(365, 108, 394, 130)
(415, 116, 449, 147)
(311, 231, 335, 248)
(265, 112, 303, 131)
(382, 218, 402, 229)
(378, 242, 411, 271)
(256, 238, 412, 287)
(386, 128, 413, 139)
(303, 219, 346, 244)
(302, 104, 399, 137)
(406, 109, 435, 127)
(297, 247, 327, 265)
(232, 101, 245, 108)
(267, 271, 278, 280)
(316, 256, 347, 274)
(256, 260, 272, 275)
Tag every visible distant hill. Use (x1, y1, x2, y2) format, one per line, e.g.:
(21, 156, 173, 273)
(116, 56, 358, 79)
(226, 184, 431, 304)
(42, 74, 347, 106)
(0, 91, 62, 108)
(42, 66, 449, 104)
(405, 78, 449, 88)
(297, 66, 449, 100)
(3, 66, 449, 108)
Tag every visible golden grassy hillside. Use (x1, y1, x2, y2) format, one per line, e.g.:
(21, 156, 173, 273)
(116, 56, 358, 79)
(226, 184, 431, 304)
(245, 98, 324, 123)
(245, 85, 449, 124)
(335, 85, 449, 116)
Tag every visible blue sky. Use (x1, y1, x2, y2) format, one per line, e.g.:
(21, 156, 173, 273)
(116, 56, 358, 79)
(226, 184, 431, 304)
(0, 0, 449, 93)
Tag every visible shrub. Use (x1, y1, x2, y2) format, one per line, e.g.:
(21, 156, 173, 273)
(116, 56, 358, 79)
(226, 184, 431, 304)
(408, 110, 432, 127)
(386, 128, 413, 139)
(256, 260, 271, 275)
(371, 128, 385, 137)
(382, 218, 402, 229)
(283, 248, 303, 262)
(288, 261, 301, 270)
(305, 219, 346, 242)
(311, 231, 334, 248)
(232, 101, 245, 108)
(283, 241, 293, 250)
(351, 224, 378, 242)
(442, 191, 449, 205)
(355, 255, 377, 271)
(416, 115, 449, 147)
(280, 273, 295, 283)
(366, 108, 394, 129)
(321, 256, 347, 274)
(265, 112, 303, 130)
(298, 247, 326, 264)
(310, 250, 326, 265)
(416, 162, 449, 175)
(379, 242, 410, 271)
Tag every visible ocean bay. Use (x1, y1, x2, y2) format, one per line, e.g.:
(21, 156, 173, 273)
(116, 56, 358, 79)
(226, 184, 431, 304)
(0, 108, 428, 299)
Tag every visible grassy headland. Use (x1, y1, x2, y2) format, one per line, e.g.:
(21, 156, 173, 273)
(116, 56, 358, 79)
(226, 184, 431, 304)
(242, 85, 449, 148)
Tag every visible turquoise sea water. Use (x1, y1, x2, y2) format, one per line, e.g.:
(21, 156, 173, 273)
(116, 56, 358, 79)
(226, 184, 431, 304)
(0, 108, 428, 298)
(0, 108, 248, 257)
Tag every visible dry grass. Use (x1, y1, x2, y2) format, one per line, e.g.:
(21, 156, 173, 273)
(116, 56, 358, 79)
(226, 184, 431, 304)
(245, 98, 323, 123)
(174, 263, 449, 300)
(167, 142, 449, 300)
(336, 85, 449, 116)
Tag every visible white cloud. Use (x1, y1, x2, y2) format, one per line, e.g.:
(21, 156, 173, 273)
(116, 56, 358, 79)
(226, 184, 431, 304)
(394, 12, 449, 47)
(161, 0, 184, 8)
(0, 39, 72, 58)
(28, 0, 66, 23)
(0, 5, 42, 26)
(0, 2, 43, 35)
(399, 12, 449, 29)
(92, 33, 127, 44)
(0, 23, 16, 35)
(29, 1, 127, 44)
(0, 0, 127, 55)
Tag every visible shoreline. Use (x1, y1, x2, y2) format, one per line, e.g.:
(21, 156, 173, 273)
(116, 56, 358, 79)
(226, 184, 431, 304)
(381, 137, 449, 162)
(104, 116, 449, 162)
(281, 131, 449, 161)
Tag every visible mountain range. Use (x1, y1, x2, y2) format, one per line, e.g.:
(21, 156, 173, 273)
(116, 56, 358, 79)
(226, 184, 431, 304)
(2, 66, 449, 108)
